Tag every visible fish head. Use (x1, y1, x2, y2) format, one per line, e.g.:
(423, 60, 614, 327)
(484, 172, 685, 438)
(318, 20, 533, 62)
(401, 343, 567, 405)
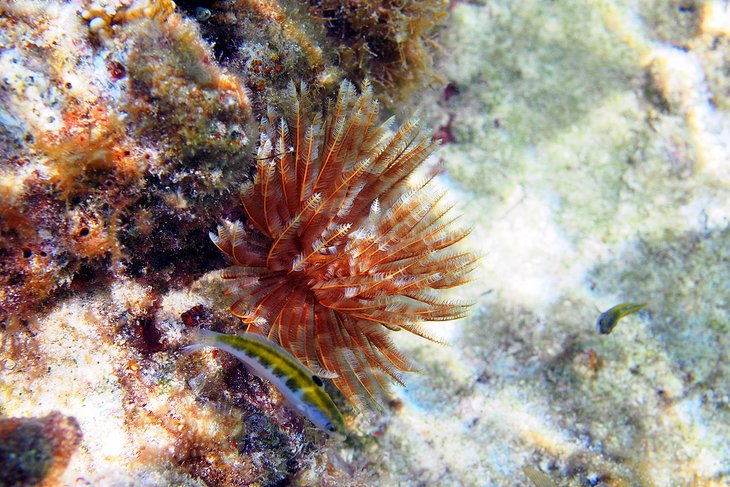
(298, 396, 347, 440)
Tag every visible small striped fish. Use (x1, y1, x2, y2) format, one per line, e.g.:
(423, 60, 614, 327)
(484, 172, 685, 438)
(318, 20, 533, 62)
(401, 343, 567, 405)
(596, 302, 647, 335)
(185, 329, 346, 438)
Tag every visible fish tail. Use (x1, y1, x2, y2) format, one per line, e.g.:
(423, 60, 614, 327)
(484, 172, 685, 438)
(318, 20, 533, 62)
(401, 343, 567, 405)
(181, 328, 222, 354)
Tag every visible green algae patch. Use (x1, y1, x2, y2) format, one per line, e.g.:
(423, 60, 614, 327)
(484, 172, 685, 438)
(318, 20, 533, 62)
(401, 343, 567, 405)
(444, 1, 640, 156)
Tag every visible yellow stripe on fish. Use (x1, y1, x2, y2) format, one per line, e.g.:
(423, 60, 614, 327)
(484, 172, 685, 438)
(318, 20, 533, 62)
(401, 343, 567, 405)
(185, 329, 346, 438)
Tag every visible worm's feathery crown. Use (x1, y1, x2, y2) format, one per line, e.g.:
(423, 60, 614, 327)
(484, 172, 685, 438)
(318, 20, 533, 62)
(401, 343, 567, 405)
(211, 80, 478, 407)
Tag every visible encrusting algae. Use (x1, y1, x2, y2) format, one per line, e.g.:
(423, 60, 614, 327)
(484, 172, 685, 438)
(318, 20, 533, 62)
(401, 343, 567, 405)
(309, 0, 449, 102)
(210, 80, 478, 409)
(0, 0, 253, 327)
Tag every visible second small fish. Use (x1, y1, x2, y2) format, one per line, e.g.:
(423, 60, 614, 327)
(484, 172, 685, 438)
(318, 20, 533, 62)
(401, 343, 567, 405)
(185, 329, 346, 438)
(596, 302, 647, 335)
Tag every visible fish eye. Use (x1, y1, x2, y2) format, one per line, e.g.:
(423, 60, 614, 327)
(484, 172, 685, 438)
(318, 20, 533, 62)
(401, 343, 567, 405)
(327, 424, 336, 432)
(311, 375, 323, 387)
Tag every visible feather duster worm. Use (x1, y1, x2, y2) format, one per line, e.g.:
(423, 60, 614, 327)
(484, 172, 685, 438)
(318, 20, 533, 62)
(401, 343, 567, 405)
(211, 80, 478, 407)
